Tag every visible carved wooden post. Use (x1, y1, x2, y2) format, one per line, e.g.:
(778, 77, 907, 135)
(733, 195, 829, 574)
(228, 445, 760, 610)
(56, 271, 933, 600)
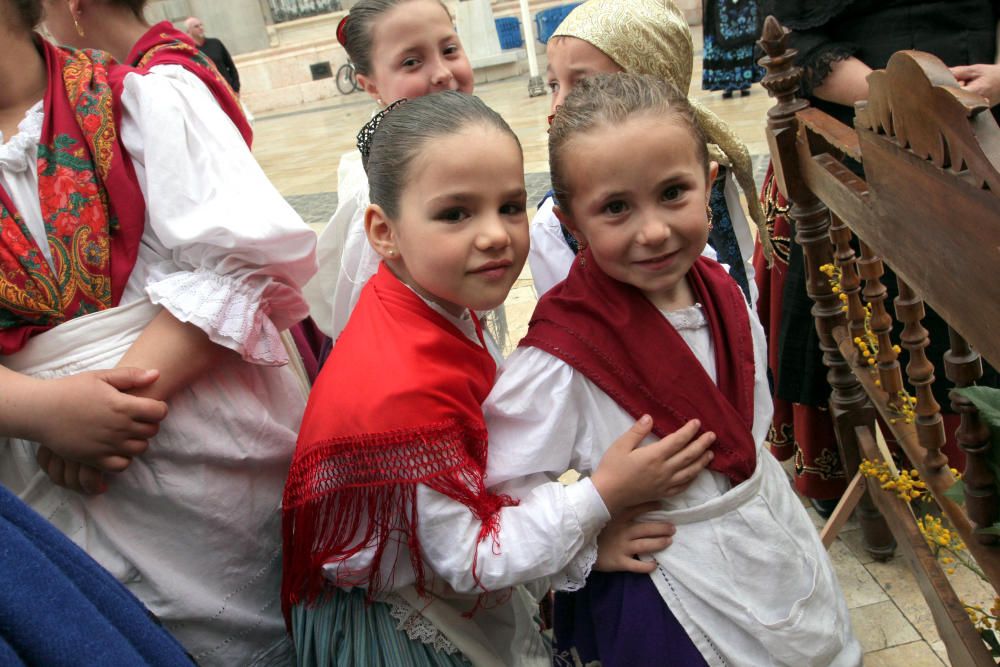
(759, 17, 894, 559)
(945, 329, 999, 545)
(857, 242, 905, 406)
(895, 279, 947, 473)
(828, 213, 866, 344)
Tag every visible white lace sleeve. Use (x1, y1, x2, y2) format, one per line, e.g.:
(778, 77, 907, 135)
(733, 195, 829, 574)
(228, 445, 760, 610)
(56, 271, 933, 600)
(301, 151, 374, 340)
(118, 65, 317, 364)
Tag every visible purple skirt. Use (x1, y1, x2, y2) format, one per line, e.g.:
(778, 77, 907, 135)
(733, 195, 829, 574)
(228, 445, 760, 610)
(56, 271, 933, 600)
(552, 571, 708, 667)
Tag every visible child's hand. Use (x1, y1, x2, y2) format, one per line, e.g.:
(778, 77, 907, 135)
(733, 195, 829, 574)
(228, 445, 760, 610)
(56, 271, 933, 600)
(36, 447, 109, 495)
(29, 368, 167, 471)
(595, 501, 675, 574)
(591, 416, 715, 515)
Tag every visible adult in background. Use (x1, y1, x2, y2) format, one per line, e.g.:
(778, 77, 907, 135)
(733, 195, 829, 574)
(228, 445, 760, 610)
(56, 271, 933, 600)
(184, 15, 240, 94)
(701, 0, 763, 98)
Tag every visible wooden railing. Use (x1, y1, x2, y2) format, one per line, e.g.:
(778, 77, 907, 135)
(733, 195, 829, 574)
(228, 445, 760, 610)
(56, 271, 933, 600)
(759, 15, 1000, 666)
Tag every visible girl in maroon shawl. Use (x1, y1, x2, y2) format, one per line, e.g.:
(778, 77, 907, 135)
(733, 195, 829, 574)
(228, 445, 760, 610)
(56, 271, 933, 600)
(482, 73, 860, 666)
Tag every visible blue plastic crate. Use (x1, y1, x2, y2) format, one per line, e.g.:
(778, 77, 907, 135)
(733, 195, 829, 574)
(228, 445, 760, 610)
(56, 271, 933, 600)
(534, 3, 582, 44)
(495, 17, 523, 50)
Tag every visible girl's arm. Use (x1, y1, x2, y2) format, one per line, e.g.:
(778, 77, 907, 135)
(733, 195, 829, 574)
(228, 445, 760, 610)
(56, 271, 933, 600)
(811, 56, 872, 106)
(1, 365, 166, 470)
(416, 416, 712, 594)
(114, 309, 236, 401)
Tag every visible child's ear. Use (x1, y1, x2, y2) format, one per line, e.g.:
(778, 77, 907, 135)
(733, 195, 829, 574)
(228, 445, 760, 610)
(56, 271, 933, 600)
(554, 204, 586, 247)
(365, 204, 397, 260)
(356, 73, 382, 105)
(706, 160, 720, 194)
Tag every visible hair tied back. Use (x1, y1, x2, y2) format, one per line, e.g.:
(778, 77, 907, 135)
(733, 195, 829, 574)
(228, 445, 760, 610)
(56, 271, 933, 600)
(357, 98, 409, 161)
(336, 15, 349, 47)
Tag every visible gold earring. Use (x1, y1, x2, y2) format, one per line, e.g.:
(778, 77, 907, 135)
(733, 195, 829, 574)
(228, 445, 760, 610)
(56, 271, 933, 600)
(387, 249, 396, 257)
(577, 240, 588, 267)
(706, 203, 714, 232)
(73, 15, 85, 37)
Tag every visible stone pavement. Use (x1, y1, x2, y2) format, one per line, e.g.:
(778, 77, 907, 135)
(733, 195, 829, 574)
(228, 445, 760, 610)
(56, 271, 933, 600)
(250, 27, 993, 666)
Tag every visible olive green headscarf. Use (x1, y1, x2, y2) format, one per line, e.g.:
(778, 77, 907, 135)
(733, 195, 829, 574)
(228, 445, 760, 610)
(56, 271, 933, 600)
(552, 0, 773, 261)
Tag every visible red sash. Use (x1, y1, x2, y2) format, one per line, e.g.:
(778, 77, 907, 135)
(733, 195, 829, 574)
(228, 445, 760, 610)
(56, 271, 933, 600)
(281, 263, 516, 619)
(0, 39, 145, 354)
(119, 22, 252, 147)
(521, 252, 758, 485)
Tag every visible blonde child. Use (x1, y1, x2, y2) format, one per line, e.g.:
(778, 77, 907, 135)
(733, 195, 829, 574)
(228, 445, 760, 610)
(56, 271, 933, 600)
(484, 73, 861, 667)
(303, 0, 484, 344)
(529, 0, 771, 303)
(282, 91, 716, 666)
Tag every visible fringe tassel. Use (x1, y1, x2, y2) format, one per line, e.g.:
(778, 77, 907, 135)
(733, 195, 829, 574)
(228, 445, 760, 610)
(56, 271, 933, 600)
(281, 421, 517, 624)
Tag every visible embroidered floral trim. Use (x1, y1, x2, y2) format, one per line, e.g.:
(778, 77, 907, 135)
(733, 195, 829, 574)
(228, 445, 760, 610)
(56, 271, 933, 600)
(384, 594, 460, 655)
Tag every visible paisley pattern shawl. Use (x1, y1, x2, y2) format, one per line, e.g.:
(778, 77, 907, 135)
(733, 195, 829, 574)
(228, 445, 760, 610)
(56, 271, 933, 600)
(0, 38, 144, 354)
(552, 0, 773, 262)
(121, 22, 252, 147)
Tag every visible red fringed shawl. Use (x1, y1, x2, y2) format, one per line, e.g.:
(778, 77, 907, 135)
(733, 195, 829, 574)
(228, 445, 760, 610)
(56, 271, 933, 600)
(521, 252, 758, 485)
(120, 21, 252, 147)
(281, 264, 516, 620)
(0, 39, 145, 354)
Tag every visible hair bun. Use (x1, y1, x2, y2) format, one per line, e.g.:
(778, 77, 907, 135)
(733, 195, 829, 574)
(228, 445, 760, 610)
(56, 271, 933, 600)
(336, 15, 349, 47)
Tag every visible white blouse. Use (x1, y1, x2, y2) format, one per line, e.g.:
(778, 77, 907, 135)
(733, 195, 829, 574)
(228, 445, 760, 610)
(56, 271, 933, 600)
(302, 149, 372, 341)
(0, 65, 317, 362)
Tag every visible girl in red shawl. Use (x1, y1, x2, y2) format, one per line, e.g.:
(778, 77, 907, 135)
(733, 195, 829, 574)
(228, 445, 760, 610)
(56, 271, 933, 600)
(0, 1, 317, 663)
(282, 91, 716, 666)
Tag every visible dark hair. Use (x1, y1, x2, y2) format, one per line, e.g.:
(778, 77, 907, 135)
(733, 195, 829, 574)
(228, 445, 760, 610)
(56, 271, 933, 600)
(363, 90, 521, 219)
(7, 0, 42, 29)
(342, 0, 451, 76)
(549, 72, 710, 214)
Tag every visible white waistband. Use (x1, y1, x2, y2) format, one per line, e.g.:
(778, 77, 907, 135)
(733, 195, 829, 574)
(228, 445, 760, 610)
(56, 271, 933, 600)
(640, 449, 771, 525)
(1, 298, 160, 375)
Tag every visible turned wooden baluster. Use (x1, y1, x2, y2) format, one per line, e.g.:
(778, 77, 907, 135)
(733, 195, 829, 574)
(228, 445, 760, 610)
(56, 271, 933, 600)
(944, 329, 999, 545)
(759, 16, 894, 560)
(828, 214, 867, 348)
(894, 279, 947, 474)
(856, 241, 905, 407)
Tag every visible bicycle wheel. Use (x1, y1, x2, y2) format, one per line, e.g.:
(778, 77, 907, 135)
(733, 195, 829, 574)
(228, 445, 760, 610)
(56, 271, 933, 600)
(336, 63, 356, 95)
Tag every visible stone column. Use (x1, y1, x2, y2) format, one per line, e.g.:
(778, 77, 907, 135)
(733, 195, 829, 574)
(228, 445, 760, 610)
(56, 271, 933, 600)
(453, 0, 519, 84)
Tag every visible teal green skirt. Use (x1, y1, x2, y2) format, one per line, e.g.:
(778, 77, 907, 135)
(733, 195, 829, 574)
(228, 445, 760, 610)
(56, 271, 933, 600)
(291, 588, 472, 667)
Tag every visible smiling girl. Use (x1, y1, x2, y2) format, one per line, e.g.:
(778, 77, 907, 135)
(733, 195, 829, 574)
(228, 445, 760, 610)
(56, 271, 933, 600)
(484, 73, 860, 667)
(282, 91, 718, 667)
(303, 0, 482, 346)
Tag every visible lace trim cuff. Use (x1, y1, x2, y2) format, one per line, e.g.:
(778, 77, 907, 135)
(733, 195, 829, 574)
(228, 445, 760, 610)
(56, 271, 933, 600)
(145, 267, 289, 366)
(550, 541, 598, 592)
(384, 593, 461, 655)
(799, 44, 858, 98)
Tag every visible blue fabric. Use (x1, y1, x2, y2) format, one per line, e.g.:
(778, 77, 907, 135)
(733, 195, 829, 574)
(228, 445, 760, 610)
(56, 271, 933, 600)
(707, 168, 751, 302)
(0, 485, 193, 666)
(552, 571, 708, 667)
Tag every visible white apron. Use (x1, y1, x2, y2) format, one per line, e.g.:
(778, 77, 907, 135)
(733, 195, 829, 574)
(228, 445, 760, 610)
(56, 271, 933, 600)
(644, 448, 862, 667)
(0, 298, 305, 666)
